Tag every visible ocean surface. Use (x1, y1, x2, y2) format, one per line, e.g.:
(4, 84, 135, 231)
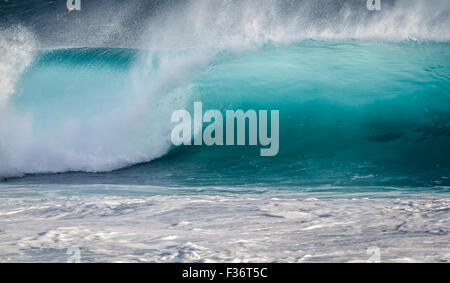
(0, 0, 449, 262)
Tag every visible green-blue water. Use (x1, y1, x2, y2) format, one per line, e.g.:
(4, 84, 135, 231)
(3, 41, 450, 193)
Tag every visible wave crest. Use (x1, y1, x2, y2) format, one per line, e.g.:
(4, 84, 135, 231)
(0, 26, 35, 106)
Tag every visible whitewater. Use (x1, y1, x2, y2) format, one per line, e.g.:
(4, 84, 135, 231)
(0, 0, 449, 262)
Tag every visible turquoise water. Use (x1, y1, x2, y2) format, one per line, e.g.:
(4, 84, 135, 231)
(3, 41, 450, 192)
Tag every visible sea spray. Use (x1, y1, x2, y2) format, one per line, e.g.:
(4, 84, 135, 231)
(0, 26, 35, 107)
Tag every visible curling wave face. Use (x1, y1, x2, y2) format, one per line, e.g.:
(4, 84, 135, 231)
(0, 0, 449, 187)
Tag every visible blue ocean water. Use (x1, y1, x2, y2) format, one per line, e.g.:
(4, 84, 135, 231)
(2, 41, 449, 193)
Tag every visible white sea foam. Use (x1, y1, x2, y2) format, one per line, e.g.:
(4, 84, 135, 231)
(0, 186, 448, 262)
